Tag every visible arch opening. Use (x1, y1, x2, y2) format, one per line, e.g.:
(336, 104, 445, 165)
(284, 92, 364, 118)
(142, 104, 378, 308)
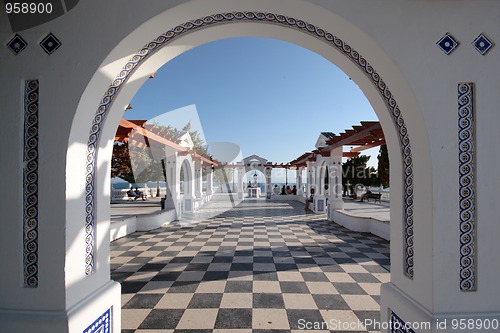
(70, 11, 419, 284)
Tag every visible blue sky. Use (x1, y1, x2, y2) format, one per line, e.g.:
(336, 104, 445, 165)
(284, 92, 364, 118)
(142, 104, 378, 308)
(126, 37, 379, 180)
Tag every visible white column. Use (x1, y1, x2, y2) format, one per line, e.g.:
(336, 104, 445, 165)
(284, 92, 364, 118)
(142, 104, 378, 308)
(206, 165, 214, 196)
(313, 158, 326, 213)
(328, 147, 344, 217)
(297, 167, 303, 197)
(265, 167, 272, 199)
(0, 134, 122, 333)
(306, 160, 314, 198)
(164, 148, 180, 218)
(237, 167, 244, 200)
(317, 158, 326, 196)
(183, 157, 196, 212)
(194, 160, 203, 200)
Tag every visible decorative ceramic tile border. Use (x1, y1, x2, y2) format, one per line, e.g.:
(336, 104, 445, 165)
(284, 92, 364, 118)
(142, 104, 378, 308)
(83, 308, 111, 333)
(458, 82, 476, 291)
(23, 79, 39, 287)
(84, 12, 415, 278)
(390, 311, 416, 333)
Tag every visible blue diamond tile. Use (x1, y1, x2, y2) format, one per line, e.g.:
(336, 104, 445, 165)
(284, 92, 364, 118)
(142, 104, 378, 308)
(40, 33, 61, 55)
(6, 34, 28, 55)
(472, 33, 493, 55)
(437, 33, 459, 55)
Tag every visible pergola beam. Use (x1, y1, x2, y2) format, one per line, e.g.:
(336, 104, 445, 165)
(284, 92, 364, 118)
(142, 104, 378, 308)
(350, 138, 386, 153)
(288, 121, 384, 165)
(116, 118, 218, 166)
(322, 122, 382, 152)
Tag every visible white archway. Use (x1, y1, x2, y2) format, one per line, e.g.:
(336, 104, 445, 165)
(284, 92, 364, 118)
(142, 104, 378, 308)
(80, 16, 418, 274)
(6, 2, 500, 333)
(179, 159, 192, 195)
(65, 1, 432, 331)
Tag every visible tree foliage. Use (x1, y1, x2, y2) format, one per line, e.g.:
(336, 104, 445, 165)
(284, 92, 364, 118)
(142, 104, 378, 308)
(111, 142, 135, 183)
(342, 155, 378, 186)
(180, 122, 208, 155)
(111, 122, 208, 183)
(149, 121, 208, 155)
(377, 144, 390, 187)
(111, 142, 163, 183)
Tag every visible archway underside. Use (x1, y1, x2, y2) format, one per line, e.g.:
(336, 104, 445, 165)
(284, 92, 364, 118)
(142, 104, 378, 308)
(84, 11, 414, 278)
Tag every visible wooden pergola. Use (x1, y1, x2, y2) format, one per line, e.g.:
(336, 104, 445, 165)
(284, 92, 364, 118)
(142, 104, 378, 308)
(115, 118, 218, 166)
(115, 119, 384, 170)
(289, 121, 385, 167)
(322, 121, 384, 153)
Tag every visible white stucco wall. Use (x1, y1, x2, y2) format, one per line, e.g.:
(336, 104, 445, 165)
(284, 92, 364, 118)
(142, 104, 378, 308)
(0, 0, 499, 332)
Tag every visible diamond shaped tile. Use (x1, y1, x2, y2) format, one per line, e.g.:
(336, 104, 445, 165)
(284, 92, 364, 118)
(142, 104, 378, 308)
(40, 33, 61, 55)
(6, 34, 28, 55)
(472, 33, 494, 55)
(437, 33, 459, 55)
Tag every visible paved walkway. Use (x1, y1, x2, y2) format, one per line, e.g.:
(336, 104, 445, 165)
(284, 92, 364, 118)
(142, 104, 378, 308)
(111, 199, 390, 333)
(110, 195, 390, 223)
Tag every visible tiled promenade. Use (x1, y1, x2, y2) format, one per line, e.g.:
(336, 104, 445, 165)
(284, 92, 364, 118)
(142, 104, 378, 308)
(111, 199, 390, 333)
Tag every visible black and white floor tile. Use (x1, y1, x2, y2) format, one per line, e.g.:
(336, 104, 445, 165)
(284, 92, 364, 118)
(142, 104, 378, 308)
(111, 199, 390, 333)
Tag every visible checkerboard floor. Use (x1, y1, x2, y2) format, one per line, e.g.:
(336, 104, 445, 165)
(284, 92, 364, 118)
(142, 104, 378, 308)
(111, 199, 390, 333)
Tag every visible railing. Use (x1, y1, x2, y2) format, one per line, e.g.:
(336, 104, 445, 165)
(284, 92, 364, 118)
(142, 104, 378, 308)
(111, 186, 153, 201)
(111, 189, 130, 201)
(146, 187, 168, 198)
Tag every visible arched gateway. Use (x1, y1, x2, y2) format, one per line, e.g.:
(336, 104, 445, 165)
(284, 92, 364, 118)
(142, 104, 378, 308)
(1, 1, 498, 332)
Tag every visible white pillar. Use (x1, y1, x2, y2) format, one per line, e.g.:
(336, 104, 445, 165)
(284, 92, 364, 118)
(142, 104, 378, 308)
(183, 157, 196, 212)
(194, 160, 203, 200)
(164, 148, 180, 218)
(265, 167, 272, 199)
(0, 138, 122, 333)
(317, 158, 326, 196)
(297, 167, 304, 197)
(237, 167, 244, 200)
(306, 160, 314, 198)
(313, 158, 326, 213)
(206, 165, 213, 196)
(328, 147, 344, 218)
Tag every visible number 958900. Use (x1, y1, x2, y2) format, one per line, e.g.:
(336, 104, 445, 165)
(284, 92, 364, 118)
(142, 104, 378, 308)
(5, 2, 53, 14)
